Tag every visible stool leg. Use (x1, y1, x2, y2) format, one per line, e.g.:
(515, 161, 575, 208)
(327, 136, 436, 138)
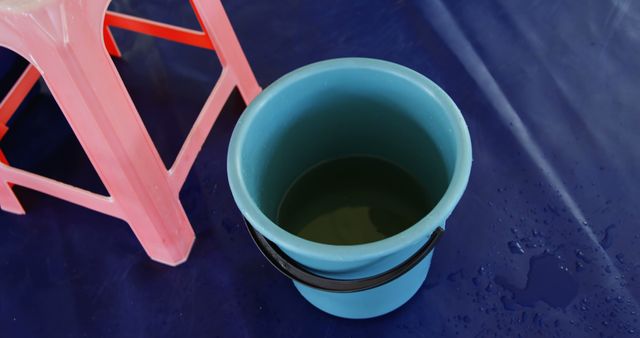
(191, 0, 261, 104)
(103, 26, 122, 57)
(42, 59, 194, 265)
(0, 154, 25, 215)
(19, 5, 195, 265)
(0, 116, 25, 214)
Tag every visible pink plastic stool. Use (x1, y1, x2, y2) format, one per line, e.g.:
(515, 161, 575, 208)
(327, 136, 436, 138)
(0, 0, 261, 266)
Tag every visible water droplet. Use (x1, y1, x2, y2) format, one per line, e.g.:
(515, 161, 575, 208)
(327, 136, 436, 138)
(485, 282, 494, 293)
(495, 253, 578, 309)
(500, 295, 518, 311)
(616, 253, 624, 264)
(600, 225, 616, 249)
(472, 277, 481, 287)
(478, 266, 486, 275)
(209, 183, 218, 194)
(508, 241, 525, 254)
(602, 320, 608, 326)
(533, 313, 542, 327)
(616, 296, 623, 303)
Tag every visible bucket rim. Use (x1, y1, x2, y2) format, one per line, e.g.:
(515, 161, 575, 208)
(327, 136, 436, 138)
(227, 57, 472, 262)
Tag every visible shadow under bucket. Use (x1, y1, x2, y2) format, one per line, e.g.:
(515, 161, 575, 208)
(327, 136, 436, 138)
(227, 58, 472, 319)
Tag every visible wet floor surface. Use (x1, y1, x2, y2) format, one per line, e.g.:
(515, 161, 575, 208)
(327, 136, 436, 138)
(1, 0, 639, 337)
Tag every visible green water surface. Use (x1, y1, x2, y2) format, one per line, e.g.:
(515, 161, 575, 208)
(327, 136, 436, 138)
(277, 156, 433, 245)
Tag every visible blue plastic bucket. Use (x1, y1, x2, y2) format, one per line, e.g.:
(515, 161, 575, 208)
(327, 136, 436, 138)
(227, 58, 472, 319)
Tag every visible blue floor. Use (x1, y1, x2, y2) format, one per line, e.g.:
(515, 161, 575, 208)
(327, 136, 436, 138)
(1, 1, 639, 337)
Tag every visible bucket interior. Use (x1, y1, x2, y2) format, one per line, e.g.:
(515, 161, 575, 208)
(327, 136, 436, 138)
(238, 65, 459, 236)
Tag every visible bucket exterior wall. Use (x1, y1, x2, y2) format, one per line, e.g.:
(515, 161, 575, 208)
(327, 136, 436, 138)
(288, 231, 435, 318)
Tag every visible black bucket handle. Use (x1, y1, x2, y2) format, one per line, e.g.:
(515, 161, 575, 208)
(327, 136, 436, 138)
(244, 219, 444, 293)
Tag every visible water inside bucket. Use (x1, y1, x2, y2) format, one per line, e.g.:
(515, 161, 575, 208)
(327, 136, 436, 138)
(277, 156, 434, 245)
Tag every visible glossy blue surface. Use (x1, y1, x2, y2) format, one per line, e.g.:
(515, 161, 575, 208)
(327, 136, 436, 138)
(1, 0, 639, 336)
